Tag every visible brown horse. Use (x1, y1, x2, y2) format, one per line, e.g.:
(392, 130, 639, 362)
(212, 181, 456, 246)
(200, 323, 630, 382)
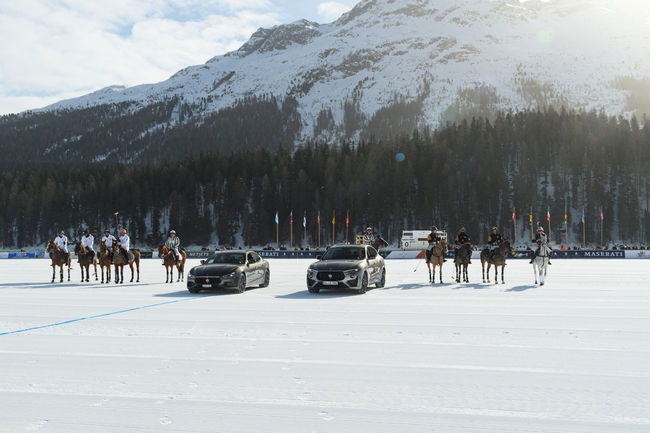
(74, 242, 98, 282)
(112, 244, 141, 284)
(45, 240, 71, 283)
(454, 242, 472, 283)
(98, 241, 112, 284)
(426, 239, 447, 283)
(481, 239, 512, 284)
(158, 245, 187, 283)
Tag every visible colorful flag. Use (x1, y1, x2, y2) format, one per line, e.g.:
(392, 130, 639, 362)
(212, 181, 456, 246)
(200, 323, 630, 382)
(275, 211, 278, 225)
(546, 208, 550, 222)
(512, 208, 516, 222)
(317, 212, 320, 225)
(581, 209, 585, 224)
(303, 212, 306, 228)
(346, 211, 350, 227)
(332, 214, 335, 225)
(289, 211, 293, 224)
(564, 210, 567, 224)
(600, 208, 604, 221)
(529, 211, 532, 223)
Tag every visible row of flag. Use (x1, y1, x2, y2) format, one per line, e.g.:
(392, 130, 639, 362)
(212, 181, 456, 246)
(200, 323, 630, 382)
(274, 211, 350, 227)
(511, 208, 605, 224)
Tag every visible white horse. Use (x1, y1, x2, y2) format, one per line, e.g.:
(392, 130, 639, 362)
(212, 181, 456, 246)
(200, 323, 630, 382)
(532, 242, 551, 285)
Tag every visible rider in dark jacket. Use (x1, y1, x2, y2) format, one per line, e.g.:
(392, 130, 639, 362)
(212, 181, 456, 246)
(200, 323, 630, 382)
(426, 226, 446, 262)
(454, 227, 471, 263)
(487, 227, 503, 259)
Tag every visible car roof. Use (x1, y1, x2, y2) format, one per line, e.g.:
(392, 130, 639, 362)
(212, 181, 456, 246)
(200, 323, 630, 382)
(213, 250, 255, 254)
(329, 244, 367, 249)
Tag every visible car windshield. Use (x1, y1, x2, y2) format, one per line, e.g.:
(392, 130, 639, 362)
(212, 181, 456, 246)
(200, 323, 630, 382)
(205, 253, 246, 265)
(321, 247, 366, 260)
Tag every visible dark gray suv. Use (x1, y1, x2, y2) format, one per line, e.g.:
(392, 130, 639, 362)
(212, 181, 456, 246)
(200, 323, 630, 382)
(306, 245, 385, 294)
(187, 250, 269, 294)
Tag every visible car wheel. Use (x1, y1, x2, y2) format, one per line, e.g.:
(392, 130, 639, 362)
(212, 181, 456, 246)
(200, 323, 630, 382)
(376, 268, 386, 288)
(236, 275, 246, 294)
(188, 286, 200, 294)
(308, 287, 320, 294)
(260, 269, 270, 288)
(358, 272, 368, 294)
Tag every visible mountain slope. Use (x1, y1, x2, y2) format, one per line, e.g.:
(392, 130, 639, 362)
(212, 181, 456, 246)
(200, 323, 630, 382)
(3, 0, 650, 163)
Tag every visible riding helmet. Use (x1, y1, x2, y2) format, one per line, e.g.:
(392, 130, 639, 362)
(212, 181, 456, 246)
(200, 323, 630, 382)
(431, 226, 438, 231)
(121, 229, 127, 234)
(459, 227, 465, 232)
(537, 227, 544, 232)
(170, 230, 176, 234)
(366, 227, 372, 232)
(491, 226, 498, 231)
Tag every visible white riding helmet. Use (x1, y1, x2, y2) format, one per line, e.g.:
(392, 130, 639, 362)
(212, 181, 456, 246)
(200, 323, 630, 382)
(170, 230, 176, 234)
(537, 227, 544, 232)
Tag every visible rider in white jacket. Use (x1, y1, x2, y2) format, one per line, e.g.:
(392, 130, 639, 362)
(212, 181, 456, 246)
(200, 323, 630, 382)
(81, 229, 95, 260)
(54, 231, 69, 262)
(118, 229, 130, 262)
(164, 230, 181, 265)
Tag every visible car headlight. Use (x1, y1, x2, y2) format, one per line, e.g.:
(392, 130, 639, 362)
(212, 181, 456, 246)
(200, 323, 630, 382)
(223, 272, 237, 278)
(345, 268, 361, 277)
(308, 268, 317, 278)
(188, 274, 196, 280)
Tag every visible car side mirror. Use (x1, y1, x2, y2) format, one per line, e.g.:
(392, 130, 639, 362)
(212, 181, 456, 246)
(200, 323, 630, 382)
(316, 255, 322, 260)
(200, 260, 205, 265)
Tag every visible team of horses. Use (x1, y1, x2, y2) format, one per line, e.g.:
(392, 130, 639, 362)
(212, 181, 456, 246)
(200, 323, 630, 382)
(425, 238, 532, 285)
(47, 239, 140, 284)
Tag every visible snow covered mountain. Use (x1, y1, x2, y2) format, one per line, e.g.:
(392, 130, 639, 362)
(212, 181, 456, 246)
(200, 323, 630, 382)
(6, 0, 650, 160)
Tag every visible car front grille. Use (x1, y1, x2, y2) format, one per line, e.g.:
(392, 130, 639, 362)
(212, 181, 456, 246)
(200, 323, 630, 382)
(317, 271, 345, 281)
(196, 277, 221, 285)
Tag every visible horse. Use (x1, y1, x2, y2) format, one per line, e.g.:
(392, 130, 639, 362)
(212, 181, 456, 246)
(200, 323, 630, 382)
(426, 239, 448, 283)
(481, 240, 512, 284)
(532, 242, 551, 285)
(45, 240, 71, 283)
(98, 241, 112, 284)
(73, 242, 98, 282)
(454, 242, 472, 283)
(112, 244, 141, 284)
(158, 244, 187, 283)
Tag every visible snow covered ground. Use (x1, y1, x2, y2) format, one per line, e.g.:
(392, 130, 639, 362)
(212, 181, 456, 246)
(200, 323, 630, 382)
(0, 258, 649, 432)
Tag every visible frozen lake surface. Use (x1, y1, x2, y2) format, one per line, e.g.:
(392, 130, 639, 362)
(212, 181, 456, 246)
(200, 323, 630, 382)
(1, 258, 649, 432)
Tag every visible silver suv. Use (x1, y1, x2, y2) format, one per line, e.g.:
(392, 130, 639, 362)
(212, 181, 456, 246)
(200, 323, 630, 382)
(306, 245, 385, 294)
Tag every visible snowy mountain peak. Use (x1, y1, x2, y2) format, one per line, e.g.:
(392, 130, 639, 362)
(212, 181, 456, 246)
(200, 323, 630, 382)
(36, 0, 650, 147)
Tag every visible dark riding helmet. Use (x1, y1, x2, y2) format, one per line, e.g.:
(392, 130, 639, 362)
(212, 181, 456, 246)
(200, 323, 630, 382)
(431, 226, 438, 231)
(104, 229, 110, 234)
(83, 229, 90, 234)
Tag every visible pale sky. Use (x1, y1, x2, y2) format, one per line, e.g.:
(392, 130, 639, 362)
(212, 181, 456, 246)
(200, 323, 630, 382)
(0, 0, 357, 115)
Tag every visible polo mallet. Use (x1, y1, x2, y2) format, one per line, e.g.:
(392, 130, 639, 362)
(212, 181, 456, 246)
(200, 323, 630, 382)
(114, 212, 119, 234)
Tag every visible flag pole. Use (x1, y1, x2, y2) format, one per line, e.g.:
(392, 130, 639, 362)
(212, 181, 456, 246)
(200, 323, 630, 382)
(529, 206, 533, 241)
(332, 210, 335, 245)
(564, 198, 568, 249)
(317, 211, 321, 250)
(582, 209, 586, 248)
(547, 208, 551, 242)
(600, 208, 604, 247)
(303, 211, 307, 248)
(346, 210, 349, 244)
(512, 208, 516, 248)
(290, 211, 293, 249)
(276, 211, 279, 250)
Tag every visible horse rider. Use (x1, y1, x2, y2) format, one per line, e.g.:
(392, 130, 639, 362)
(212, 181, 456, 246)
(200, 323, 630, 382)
(487, 226, 503, 260)
(426, 226, 446, 262)
(454, 227, 471, 264)
(117, 228, 130, 262)
(363, 227, 376, 245)
(164, 230, 181, 265)
(530, 227, 552, 264)
(54, 231, 69, 262)
(80, 229, 95, 262)
(101, 229, 117, 262)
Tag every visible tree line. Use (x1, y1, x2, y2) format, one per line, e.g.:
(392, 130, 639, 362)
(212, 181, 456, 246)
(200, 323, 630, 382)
(1, 108, 649, 249)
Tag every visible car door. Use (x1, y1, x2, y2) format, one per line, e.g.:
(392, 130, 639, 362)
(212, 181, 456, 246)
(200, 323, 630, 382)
(246, 252, 262, 284)
(250, 252, 264, 282)
(366, 246, 380, 282)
